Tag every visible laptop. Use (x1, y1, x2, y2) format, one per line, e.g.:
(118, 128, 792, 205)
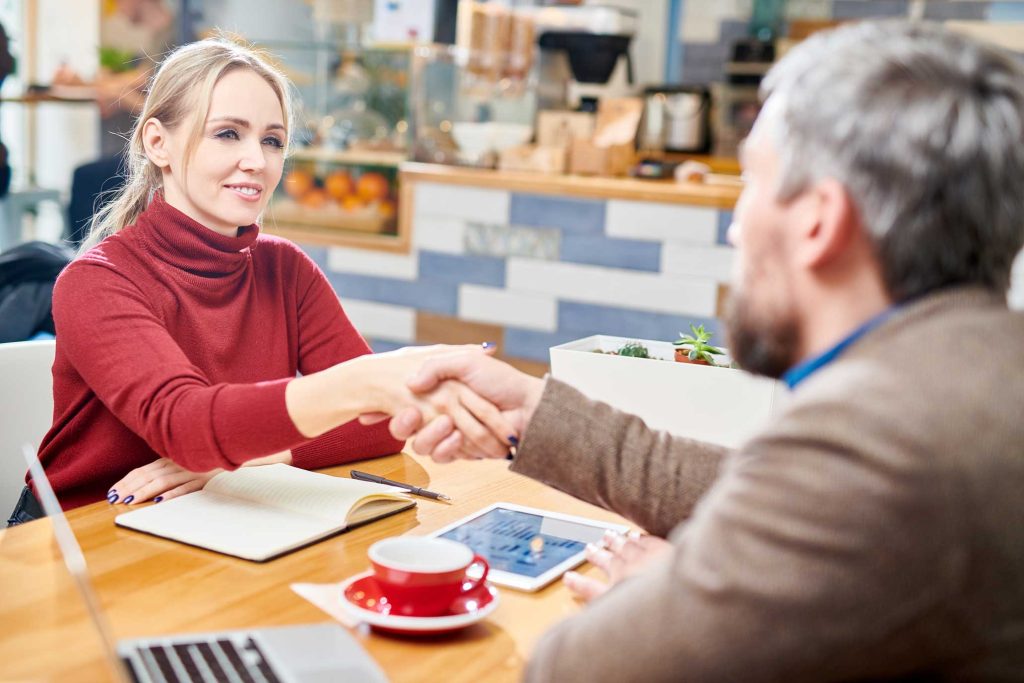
(22, 445, 389, 683)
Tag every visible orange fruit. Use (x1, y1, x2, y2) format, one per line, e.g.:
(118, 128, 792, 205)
(299, 188, 328, 209)
(341, 195, 366, 212)
(283, 169, 314, 199)
(356, 172, 390, 202)
(377, 199, 396, 219)
(324, 170, 355, 200)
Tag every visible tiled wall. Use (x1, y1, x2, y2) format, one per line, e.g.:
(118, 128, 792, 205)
(678, 0, 1024, 85)
(303, 182, 736, 369)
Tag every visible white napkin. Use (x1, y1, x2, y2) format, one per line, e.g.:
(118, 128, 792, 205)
(290, 581, 360, 628)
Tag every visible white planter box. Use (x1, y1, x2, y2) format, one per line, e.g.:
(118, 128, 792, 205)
(549, 335, 787, 449)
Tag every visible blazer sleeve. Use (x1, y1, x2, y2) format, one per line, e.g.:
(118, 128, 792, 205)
(521, 395, 964, 682)
(510, 378, 730, 536)
(288, 250, 403, 469)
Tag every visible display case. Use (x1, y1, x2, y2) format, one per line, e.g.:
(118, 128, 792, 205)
(409, 43, 537, 169)
(257, 40, 412, 251)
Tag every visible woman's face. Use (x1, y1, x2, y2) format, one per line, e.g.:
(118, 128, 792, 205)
(159, 68, 286, 236)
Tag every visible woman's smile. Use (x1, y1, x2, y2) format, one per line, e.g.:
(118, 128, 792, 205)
(225, 182, 263, 202)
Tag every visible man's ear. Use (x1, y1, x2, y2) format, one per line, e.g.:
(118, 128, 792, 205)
(795, 178, 861, 269)
(141, 118, 172, 169)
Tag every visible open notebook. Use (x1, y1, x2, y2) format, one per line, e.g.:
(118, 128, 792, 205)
(115, 464, 416, 561)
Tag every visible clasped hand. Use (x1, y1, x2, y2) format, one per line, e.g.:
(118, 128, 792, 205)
(364, 349, 544, 462)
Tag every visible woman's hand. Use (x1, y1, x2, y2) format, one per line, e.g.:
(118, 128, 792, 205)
(107, 457, 220, 505)
(563, 531, 674, 603)
(107, 450, 292, 505)
(287, 342, 517, 458)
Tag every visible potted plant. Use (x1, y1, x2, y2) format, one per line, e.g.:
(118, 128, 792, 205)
(673, 324, 724, 366)
(549, 333, 785, 448)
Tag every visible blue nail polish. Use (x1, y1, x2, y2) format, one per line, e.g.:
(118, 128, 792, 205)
(107, 494, 119, 504)
(508, 435, 519, 446)
(108, 488, 116, 495)
(154, 496, 163, 503)
(122, 495, 135, 504)
(481, 341, 496, 349)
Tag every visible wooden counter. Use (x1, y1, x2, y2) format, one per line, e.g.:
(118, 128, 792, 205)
(400, 162, 743, 210)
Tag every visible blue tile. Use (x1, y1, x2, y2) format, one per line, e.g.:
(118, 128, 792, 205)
(300, 245, 328, 269)
(509, 193, 606, 234)
(682, 42, 732, 66)
(989, 2, 1024, 21)
(832, 0, 909, 19)
(680, 61, 724, 86)
(717, 210, 734, 246)
(418, 250, 506, 287)
(326, 272, 458, 315)
(719, 19, 749, 43)
(560, 234, 661, 272)
(923, 1, 989, 20)
(559, 301, 722, 343)
(503, 328, 588, 363)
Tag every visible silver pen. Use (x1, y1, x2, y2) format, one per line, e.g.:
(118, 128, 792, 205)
(349, 470, 452, 503)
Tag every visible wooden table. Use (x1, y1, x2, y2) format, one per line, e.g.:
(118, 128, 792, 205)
(0, 453, 630, 682)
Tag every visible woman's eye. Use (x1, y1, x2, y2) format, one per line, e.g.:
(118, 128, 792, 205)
(263, 136, 285, 149)
(214, 129, 239, 140)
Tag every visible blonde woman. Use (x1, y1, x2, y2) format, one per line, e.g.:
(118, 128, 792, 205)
(9, 39, 512, 524)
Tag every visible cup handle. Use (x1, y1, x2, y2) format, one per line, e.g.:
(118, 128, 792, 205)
(462, 554, 490, 592)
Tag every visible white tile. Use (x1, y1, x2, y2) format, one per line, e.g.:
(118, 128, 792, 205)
(414, 182, 510, 223)
(680, 15, 721, 43)
(339, 298, 416, 343)
(605, 199, 718, 245)
(680, 0, 747, 42)
(661, 244, 736, 282)
(458, 285, 558, 332)
(413, 215, 467, 254)
(327, 245, 418, 280)
(507, 258, 718, 318)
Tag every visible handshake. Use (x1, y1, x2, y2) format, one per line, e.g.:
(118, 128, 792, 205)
(355, 343, 545, 462)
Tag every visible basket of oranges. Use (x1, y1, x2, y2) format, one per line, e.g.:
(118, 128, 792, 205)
(271, 165, 397, 234)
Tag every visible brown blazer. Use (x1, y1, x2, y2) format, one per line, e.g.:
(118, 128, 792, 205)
(512, 287, 1024, 681)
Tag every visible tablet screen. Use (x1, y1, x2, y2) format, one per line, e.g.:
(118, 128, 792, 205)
(438, 507, 605, 578)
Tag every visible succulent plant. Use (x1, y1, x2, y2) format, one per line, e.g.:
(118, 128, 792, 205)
(673, 324, 724, 365)
(615, 341, 651, 359)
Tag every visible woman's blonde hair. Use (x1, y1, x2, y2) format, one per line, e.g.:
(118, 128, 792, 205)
(79, 37, 293, 253)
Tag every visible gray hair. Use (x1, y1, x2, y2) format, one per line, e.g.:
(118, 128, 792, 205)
(761, 21, 1024, 301)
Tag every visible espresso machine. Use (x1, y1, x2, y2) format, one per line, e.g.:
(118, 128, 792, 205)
(533, 4, 638, 112)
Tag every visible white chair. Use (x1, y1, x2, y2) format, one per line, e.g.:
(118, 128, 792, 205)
(0, 340, 56, 518)
(0, 187, 63, 252)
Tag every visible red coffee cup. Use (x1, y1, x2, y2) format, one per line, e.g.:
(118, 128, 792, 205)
(368, 537, 489, 617)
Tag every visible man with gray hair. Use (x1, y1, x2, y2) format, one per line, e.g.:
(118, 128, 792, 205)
(385, 21, 1024, 680)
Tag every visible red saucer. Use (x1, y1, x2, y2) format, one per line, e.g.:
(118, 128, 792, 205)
(340, 573, 499, 636)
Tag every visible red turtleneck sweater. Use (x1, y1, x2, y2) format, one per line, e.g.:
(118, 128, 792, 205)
(37, 195, 402, 509)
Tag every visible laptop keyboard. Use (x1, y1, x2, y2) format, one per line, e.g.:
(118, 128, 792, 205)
(125, 636, 282, 683)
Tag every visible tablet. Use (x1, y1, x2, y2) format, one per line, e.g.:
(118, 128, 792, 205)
(428, 502, 631, 592)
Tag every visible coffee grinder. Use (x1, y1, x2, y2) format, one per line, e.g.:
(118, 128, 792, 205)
(533, 4, 638, 112)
